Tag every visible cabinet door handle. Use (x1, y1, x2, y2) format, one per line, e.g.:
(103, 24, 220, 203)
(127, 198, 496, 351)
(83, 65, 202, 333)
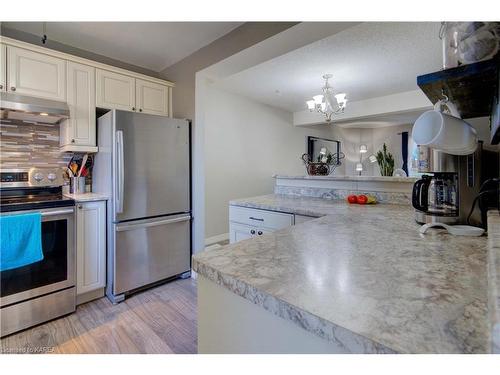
(10, 86, 16, 91)
(78, 204, 83, 209)
(257, 231, 263, 235)
(132, 107, 136, 111)
(0, 84, 3, 90)
(250, 229, 256, 235)
(71, 139, 75, 143)
(139, 108, 143, 112)
(249, 216, 264, 222)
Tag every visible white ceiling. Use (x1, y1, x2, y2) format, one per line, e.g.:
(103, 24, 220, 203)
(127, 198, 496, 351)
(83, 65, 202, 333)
(2, 22, 243, 71)
(212, 22, 442, 112)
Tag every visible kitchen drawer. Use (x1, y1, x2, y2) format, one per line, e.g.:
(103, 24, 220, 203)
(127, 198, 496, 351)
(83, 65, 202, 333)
(229, 206, 293, 230)
(113, 214, 190, 295)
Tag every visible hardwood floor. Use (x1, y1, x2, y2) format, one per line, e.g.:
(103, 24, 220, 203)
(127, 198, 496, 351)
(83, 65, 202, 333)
(0, 278, 197, 354)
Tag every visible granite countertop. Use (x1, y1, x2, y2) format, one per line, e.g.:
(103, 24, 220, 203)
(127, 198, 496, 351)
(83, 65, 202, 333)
(274, 174, 418, 183)
(487, 210, 500, 353)
(193, 194, 491, 353)
(63, 192, 110, 202)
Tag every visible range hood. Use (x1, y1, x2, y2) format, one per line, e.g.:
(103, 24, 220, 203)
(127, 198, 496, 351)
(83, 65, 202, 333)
(0, 92, 70, 124)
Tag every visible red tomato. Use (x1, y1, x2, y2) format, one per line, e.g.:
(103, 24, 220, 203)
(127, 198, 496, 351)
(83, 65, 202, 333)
(347, 195, 358, 204)
(357, 194, 368, 204)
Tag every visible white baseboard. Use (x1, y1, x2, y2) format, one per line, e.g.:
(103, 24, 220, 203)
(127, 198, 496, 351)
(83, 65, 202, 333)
(205, 233, 229, 246)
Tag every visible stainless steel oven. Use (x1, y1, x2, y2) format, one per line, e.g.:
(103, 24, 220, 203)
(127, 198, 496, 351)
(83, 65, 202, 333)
(0, 169, 76, 337)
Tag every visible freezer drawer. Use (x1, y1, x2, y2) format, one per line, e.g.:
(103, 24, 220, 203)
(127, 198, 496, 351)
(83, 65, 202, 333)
(113, 214, 191, 295)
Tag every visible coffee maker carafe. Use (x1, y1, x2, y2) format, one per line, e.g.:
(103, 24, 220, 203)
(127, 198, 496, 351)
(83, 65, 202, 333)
(412, 172, 459, 224)
(412, 147, 460, 224)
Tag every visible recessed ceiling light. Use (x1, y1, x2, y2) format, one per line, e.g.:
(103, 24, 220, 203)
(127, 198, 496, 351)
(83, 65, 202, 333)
(39, 112, 49, 116)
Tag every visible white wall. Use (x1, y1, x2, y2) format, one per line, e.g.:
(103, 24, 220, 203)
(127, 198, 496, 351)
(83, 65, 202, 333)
(327, 124, 413, 176)
(204, 86, 332, 239)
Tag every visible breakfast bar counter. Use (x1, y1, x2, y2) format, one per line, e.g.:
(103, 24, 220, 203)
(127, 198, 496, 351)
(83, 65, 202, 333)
(193, 194, 491, 353)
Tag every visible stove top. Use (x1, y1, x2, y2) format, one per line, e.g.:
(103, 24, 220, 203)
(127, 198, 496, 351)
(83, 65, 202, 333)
(0, 168, 74, 212)
(0, 187, 75, 212)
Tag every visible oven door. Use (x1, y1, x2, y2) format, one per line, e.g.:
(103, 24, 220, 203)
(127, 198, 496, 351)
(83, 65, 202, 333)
(0, 206, 75, 307)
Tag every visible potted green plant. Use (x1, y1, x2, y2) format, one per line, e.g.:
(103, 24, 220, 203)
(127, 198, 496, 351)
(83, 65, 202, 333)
(375, 143, 395, 176)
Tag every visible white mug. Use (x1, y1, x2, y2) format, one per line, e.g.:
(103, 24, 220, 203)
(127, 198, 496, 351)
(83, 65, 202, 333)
(412, 100, 477, 155)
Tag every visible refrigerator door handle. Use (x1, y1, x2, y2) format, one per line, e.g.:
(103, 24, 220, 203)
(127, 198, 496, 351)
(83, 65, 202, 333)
(115, 215, 191, 232)
(116, 130, 124, 214)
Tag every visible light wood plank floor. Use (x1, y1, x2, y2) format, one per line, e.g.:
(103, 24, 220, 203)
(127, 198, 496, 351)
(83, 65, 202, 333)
(0, 278, 197, 354)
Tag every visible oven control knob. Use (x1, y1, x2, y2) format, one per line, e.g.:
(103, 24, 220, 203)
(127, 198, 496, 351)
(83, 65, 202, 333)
(47, 173, 57, 181)
(33, 172, 44, 182)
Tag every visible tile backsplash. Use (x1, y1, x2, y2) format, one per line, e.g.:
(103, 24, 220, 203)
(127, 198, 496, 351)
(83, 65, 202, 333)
(0, 119, 92, 186)
(0, 119, 72, 168)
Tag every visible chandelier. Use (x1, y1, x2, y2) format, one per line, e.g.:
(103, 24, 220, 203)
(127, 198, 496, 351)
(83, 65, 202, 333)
(306, 74, 347, 122)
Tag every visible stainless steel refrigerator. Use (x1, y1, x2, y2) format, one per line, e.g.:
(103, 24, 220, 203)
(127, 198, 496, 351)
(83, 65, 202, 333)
(93, 110, 191, 303)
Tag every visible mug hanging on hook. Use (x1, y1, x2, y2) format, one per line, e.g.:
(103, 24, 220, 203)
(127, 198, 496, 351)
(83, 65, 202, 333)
(412, 97, 477, 155)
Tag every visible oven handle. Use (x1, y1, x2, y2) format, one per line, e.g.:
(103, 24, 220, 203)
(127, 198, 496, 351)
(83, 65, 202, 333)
(41, 208, 75, 217)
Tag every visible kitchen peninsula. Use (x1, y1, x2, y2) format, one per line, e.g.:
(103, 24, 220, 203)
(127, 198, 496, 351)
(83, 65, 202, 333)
(193, 194, 493, 354)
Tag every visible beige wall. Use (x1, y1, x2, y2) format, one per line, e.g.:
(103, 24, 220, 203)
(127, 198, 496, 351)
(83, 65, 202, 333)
(159, 22, 298, 120)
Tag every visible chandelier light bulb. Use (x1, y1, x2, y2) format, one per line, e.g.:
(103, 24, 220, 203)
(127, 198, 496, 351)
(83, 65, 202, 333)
(359, 144, 368, 153)
(313, 95, 324, 105)
(335, 93, 347, 104)
(355, 162, 363, 172)
(306, 100, 315, 110)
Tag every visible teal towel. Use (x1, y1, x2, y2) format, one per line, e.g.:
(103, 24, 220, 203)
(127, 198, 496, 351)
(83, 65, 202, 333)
(0, 213, 43, 272)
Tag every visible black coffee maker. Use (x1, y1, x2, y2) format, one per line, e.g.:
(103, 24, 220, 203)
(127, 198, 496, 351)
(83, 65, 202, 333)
(412, 143, 499, 228)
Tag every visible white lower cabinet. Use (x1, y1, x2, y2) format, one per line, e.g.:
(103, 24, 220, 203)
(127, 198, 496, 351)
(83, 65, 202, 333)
(229, 206, 293, 244)
(76, 200, 106, 304)
(229, 222, 272, 243)
(229, 206, 319, 244)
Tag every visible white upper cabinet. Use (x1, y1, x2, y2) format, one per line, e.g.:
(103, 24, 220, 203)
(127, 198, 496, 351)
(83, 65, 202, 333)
(96, 69, 135, 111)
(7, 46, 66, 101)
(96, 72, 170, 116)
(61, 61, 96, 152)
(0, 44, 6, 91)
(1, 36, 174, 132)
(135, 79, 169, 116)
